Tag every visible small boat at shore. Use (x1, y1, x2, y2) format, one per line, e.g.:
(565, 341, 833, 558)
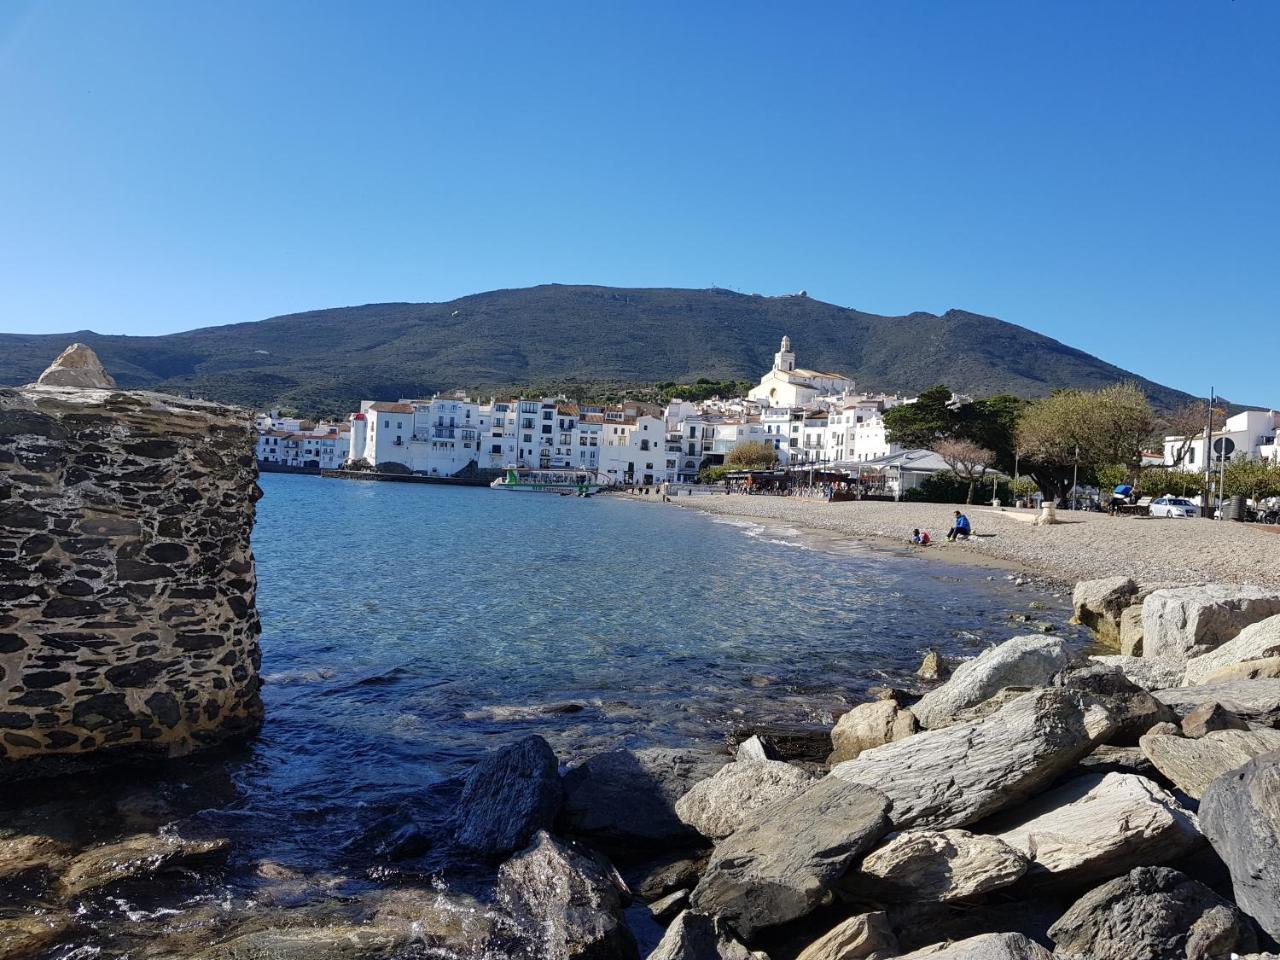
(490, 468, 607, 495)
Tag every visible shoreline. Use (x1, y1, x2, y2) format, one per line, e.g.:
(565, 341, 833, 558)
(649, 492, 1280, 588)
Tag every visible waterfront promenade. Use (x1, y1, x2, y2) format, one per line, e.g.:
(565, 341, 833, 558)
(671, 495, 1280, 588)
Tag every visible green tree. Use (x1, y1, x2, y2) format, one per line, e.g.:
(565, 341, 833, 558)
(725, 440, 779, 470)
(1223, 458, 1280, 500)
(1016, 383, 1155, 498)
(882, 385, 957, 449)
(1138, 467, 1204, 498)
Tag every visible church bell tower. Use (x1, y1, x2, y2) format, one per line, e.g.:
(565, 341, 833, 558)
(774, 335, 796, 372)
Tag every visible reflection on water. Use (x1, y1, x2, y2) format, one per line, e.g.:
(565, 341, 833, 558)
(2, 475, 1082, 957)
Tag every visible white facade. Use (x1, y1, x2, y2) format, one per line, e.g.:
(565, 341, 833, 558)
(349, 396, 481, 476)
(747, 336, 854, 408)
(256, 422, 350, 470)
(1162, 409, 1280, 471)
(598, 414, 668, 485)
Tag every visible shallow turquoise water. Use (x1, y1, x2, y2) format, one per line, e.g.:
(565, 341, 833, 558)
(237, 474, 1078, 867)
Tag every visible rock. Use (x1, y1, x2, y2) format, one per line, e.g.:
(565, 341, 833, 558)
(1180, 701, 1247, 738)
(1075, 744, 1156, 778)
(649, 889, 690, 924)
(59, 833, 230, 897)
(917, 650, 950, 681)
(675, 759, 814, 840)
(1047, 866, 1256, 960)
(179, 925, 417, 960)
(1152, 678, 1280, 725)
(947, 687, 1034, 725)
(726, 724, 832, 764)
(32, 343, 117, 389)
(1138, 727, 1280, 799)
(1184, 614, 1280, 684)
(828, 700, 919, 764)
(1203, 656, 1280, 684)
(985, 772, 1201, 887)
(894, 932, 1053, 959)
(1201, 752, 1280, 940)
(911, 635, 1074, 729)
(635, 855, 706, 899)
(689, 777, 891, 938)
(852, 829, 1028, 901)
(1090, 655, 1184, 692)
(455, 734, 563, 859)
(0, 914, 74, 960)
(1119, 605, 1145, 656)
(1054, 663, 1177, 746)
(734, 735, 775, 762)
(496, 830, 638, 960)
(1072, 576, 1137, 644)
(1142, 585, 1280, 662)
(0, 831, 71, 881)
(560, 748, 727, 851)
(795, 911, 898, 960)
(646, 910, 766, 960)
(832, 690, 1117, 830)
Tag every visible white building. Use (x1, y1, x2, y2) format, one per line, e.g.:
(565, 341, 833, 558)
(348, 396, 481, 476)
(747, 336, 854, 408)
(256, 421, 350, 471)
(598, 413, 668, 485)
(1162, 409, 1280, 471)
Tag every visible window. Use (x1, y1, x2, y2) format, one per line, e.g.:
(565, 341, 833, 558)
(1188, 448, 1196, 465)
(383, 420, 389, 428)
(523, 434, 532, 443)
(542, 425, 552, 435)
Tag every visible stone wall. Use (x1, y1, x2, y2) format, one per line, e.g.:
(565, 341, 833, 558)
(0, 383, 262, 775)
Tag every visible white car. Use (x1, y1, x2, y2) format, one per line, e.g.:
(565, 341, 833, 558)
(1149, 496, 1199, 519)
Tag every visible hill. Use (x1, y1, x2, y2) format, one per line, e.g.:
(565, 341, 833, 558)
(0, 285, 1210, 415)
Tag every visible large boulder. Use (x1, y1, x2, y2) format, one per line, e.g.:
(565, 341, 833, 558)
(1072, 577, 1138, 644)
(895, 932, 1052, 959)
(32, 342, 117, 389)
(1184, 614, 1280, 684)
(1140, 728, 1280, 799)
(455, 734, 563, 859)
(689, 777, 891, 938)
(559, 748, 727, 851)
(1201, 752, 1280, 940)
(496, 831, 638, 960)
(985, 772, 1201, 887)
(911, 636, 1074, 729)
(1047, 866, 1256, 960)
(795, 912, 898, 960)
(646, 910, 766, 960)
(1089, 655, 1184, 692)
(832, 690, 1117, 830)
(1142, 585, 1280, 662)
(851, 829, 1028, 901)
(675, 760, 814, 840)
(1152, 678, 1280, 725)
(828, 701, 919, 764)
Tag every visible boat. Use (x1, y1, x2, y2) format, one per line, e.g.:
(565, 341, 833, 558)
(489, 468, 607, 495)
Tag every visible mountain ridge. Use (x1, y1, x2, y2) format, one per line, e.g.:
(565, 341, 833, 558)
(0, 284, 1220, 415)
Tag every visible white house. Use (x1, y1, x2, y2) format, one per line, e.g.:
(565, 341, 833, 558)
(1162, 409, 1280, 471)
(747, 336, 854, 408)
(598, 413, 668, 485)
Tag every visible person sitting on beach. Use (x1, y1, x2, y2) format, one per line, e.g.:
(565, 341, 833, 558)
(911, 528, 931, 545)
(946, 511, 972, 541)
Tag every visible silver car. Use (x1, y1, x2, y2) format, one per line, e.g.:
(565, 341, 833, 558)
(1150, 496, 1199, 519)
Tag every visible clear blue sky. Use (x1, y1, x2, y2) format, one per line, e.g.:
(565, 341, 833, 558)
(1, 2, 1276, 402)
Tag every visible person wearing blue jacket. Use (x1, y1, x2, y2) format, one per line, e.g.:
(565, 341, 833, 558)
(946, 511, 972, 541)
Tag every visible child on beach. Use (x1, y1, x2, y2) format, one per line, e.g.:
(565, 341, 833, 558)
(911, 529, 931, 545)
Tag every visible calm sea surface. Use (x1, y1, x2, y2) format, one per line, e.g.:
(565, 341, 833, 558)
(12, 474, 1083, 955)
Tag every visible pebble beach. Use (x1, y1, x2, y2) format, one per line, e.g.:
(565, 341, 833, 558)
(669, 495, 1280, 588)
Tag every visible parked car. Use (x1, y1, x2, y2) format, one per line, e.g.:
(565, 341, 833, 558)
(1150, 496, 1199, 519)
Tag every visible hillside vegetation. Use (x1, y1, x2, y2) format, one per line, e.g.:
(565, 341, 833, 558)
(0, 285, 1207, 416)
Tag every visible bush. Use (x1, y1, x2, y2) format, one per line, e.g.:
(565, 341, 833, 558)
(904, 471, 1012, 504)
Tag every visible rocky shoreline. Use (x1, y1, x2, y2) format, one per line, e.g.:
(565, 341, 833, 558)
(8, 579, 1280, 958)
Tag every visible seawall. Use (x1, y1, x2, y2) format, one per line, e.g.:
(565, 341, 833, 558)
(0, 383, 263, 776)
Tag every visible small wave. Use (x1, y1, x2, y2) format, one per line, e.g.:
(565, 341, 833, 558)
(262, 667, 336, 685)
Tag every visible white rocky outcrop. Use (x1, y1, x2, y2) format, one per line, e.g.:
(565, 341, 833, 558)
(1183, 614, 1280, 684)
(675, 759, 814, 840)
(31, 342, 116, 389)
(1142, 585, 1280, 662)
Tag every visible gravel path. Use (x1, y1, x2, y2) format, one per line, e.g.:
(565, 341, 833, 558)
(664, 494, 1280, 588)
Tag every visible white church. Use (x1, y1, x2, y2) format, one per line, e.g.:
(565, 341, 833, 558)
(746, 336, 854, 407)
